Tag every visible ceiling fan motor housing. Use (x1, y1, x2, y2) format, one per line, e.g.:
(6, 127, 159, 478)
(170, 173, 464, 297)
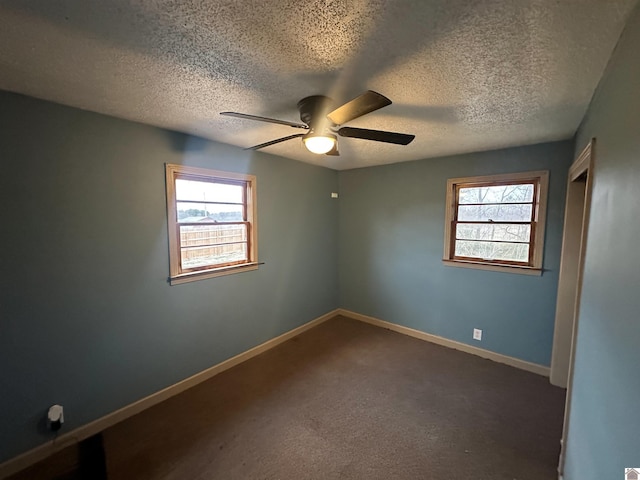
(297, 95, 335, 130)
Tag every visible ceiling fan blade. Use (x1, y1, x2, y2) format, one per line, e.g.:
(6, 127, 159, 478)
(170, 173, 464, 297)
(221, 112, 308, 129)
(337, 127, 415, 145)
(325, 144, 340, 156)
(245, 133, 305, 151)
(327, 90, 392, 125)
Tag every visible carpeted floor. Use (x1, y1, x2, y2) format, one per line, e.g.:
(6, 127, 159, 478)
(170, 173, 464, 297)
(7, 315, 566, 479)
(100, 315, 565, 480)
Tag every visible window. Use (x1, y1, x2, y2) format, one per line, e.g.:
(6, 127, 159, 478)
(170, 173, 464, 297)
(443, 171, 549, 275)
(165, 164, 257, 285)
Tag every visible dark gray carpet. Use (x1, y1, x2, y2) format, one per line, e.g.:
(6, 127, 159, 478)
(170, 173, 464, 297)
(101, 315, 565, 480)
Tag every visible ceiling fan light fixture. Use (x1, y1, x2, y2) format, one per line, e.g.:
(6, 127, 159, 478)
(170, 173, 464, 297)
(303, 133, 336, 154)
(223, 90, 413, 154)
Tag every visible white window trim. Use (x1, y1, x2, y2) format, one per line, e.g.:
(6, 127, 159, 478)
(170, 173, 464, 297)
(443, 170, 549, 276)
(165, 164, 258, 285)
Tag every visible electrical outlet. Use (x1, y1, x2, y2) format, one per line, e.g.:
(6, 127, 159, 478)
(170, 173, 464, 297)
(331, 192, 339, 198)
(48, 405, 64, 431)
(473, 328, 482, 341)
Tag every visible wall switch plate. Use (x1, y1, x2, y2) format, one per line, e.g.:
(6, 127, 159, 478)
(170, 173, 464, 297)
(331, 192, 339, 198)
(473, 328, 482, 341)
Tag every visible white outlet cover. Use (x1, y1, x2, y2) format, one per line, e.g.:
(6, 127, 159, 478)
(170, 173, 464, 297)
(48, 405, 64, 423)
(473, 328, 482, 341)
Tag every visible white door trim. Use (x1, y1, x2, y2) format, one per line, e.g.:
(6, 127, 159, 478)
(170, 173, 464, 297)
(555, 139, 595, 476)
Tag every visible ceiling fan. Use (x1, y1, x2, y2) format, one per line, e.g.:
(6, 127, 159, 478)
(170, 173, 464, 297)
(220, 90, 415, 156)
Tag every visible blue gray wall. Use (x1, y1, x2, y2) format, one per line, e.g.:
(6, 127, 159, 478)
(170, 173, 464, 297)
(0, 91, 339, 462)
(563, 4, 640, 479)
(338, 141, 573, 366)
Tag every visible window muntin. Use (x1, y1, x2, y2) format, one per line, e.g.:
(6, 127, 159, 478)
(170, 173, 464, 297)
(166, 164, 257, 284)
(444, 172, 548, 274)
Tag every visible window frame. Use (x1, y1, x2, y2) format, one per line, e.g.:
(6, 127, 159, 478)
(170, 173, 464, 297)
(165, 164, 258, 285)
(443, 171, 549, 276)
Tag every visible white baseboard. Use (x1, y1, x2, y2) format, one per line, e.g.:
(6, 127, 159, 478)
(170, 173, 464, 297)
(0, 309, 339, 479)
(337, 309, 550, 377)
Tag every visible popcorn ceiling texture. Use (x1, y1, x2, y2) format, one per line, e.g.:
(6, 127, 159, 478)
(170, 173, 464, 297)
(0, 0, 636, 169)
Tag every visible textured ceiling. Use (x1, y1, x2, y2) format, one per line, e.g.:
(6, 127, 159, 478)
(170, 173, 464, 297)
(0, 0, 637, 170)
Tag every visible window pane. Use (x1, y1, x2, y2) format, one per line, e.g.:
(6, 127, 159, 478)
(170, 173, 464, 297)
(177, 203, 243, 222)
(456, 223, 531, 243)
(181, 242, 248, 269)
(458, 204, 533, 222)
(455, 240, 529, 262)
(459, 184, 534, 204)
(180, 224, 247, 248)
(175, 178, 244, 203)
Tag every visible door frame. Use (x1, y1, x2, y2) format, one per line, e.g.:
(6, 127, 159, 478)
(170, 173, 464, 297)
(555, 139, 595, 477)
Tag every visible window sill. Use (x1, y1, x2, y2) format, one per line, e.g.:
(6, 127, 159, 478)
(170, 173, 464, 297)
(169, 262, 260, 285)
(442, 259, 542, 276)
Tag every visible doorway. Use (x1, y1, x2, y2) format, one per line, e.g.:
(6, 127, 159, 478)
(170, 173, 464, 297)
(550, 140, 594, 475)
